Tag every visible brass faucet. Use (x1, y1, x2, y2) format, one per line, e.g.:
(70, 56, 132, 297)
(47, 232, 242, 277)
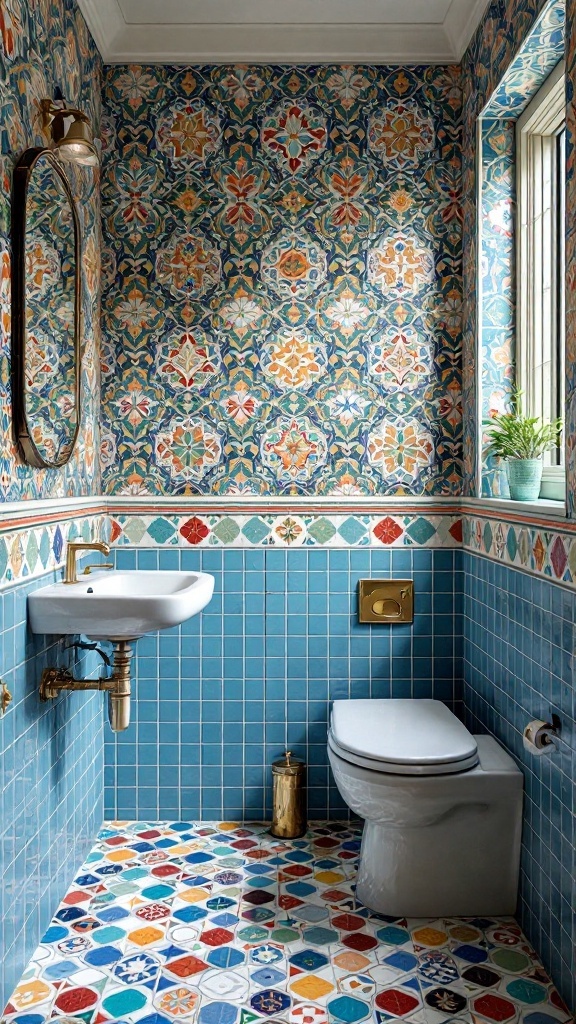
(83, 562, 113, 576)
(64, 541, 111, 584)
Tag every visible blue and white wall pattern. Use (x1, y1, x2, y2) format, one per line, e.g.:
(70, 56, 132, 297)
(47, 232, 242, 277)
(100, 64, 463, 497)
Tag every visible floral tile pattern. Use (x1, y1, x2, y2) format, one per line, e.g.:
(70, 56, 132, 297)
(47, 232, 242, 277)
(3, 821, 572, 1024)
(0, 0, 102, 501)
(100, 64, 462, 497)
(478, 118, 516, 499)
(477, 0, 565, 499)
(483, 1, 565, 119)
(460, 0, 565, 498)
(108, 511, 462, 549)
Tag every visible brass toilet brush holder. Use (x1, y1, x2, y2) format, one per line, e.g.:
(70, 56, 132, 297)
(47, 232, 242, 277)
(270, 751, 307, 839)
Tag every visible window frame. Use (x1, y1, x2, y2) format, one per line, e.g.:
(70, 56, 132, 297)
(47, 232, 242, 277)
(516, 59, 566, 502)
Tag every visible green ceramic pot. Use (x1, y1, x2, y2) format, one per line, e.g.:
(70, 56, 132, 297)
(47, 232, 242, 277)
(506, 458, 543, 501)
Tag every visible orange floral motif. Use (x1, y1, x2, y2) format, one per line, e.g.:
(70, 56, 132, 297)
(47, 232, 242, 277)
(175, 189, 203, 214)
(217, 67, 267, 110)
(113, 379, 159, 428)
(367, 416, 434, 483)
(156, 231, 221, 298)
(216, 289, 266, 336)
(368, 233, 434, 294)
(261, 229, 326, 298)
(368, 103, 434, 167)
(262, 417, 327, 482)
(387, 187, 414, 215)
(156, 987, 199, 1016)
(155, 416, 222, 482)
(320, 285, 373, 337)
(274, 516, 305, 544)
(220, 381, 261, 425)
(113, 287, 162, 338)
(224, 164, 259, 227)
(261, 330, 326, 391)
(280, 188, 311, 215)
(113, 66, 164, 110)
(369, 327, 432, 391)
(156, 98, 221, 165)
(320, 67, 374, 109)
(278, 249, 311, 281)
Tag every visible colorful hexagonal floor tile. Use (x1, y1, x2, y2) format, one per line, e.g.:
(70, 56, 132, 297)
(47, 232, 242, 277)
(2, 822, 573, 1024)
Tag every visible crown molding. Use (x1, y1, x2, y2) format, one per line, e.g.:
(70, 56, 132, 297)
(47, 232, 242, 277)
(77, 0, 125, 62)
(443, 0, 490, 61)
(77, 0, 488, 63)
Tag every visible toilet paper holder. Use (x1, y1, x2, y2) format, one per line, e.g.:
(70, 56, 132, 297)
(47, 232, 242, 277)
(523, 713, 561, 754)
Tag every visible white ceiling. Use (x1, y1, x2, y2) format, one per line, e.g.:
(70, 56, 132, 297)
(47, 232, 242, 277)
(77, 0, 488, 64)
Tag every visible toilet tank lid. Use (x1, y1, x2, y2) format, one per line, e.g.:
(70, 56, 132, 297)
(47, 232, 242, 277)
(330, 699, 478, 766)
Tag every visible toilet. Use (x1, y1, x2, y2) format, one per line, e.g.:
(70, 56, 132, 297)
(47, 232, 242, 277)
(328, 698, 523, 917)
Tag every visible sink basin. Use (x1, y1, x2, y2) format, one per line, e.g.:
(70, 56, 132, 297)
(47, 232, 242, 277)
(28, 570, 215, 640)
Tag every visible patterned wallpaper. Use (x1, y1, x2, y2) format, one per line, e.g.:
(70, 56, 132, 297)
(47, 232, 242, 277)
(566, 0, 576, 514)
(478, 1, 565, 497)
(0, 0, 102, 501)
(460, 0, 563, 497)
(100, 64, 463, 497)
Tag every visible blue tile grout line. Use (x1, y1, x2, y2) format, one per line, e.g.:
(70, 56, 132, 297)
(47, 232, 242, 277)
(106, 547, 461, 822)
(0, 565, 105, 1006)
(0, 546, 573, 1008)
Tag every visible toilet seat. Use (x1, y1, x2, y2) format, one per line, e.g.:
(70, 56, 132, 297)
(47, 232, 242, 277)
(329, 698, 479, 776)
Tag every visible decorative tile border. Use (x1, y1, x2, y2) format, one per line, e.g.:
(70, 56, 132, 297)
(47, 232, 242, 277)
(109, 510, 463, 549)
(463, 512, 576, 586)
(3, 494, 576, 592)
(0, 509, 108, 591)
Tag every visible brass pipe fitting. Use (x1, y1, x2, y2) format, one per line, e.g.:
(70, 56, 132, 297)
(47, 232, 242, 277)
(108, 641, 132, 732)
(39, 640, 133, 732)
(1, 680, 13, 714)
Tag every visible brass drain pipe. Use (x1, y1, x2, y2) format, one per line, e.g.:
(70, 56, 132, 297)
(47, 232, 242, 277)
(39, 640, 134, 732)
(108, 641, 132, 731)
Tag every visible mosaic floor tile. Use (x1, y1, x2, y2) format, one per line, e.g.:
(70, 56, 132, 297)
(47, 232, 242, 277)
(2, 822, 572, 1024)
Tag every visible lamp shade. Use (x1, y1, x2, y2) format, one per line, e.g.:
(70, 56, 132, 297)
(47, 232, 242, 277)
(54, 113, 99, 167)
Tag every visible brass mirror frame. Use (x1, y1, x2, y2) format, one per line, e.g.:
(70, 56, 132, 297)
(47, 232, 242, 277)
(11, 147, 82, 469)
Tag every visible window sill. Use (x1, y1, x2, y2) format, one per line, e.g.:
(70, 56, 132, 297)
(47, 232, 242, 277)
(464, 496, 567, 520)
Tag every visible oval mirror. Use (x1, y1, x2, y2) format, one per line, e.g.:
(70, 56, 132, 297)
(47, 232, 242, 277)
(12, 148, 81, 468)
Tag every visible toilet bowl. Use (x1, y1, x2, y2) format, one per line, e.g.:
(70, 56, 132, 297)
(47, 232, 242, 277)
(328, 698, 523, 917)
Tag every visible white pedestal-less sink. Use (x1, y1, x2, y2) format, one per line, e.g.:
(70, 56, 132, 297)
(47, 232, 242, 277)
(28, 570, 215, 640)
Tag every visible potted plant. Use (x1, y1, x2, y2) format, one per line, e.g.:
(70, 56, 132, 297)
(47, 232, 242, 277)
(483, 392, 562, 501)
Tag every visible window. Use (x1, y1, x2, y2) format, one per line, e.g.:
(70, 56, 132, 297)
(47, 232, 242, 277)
(517, 60, 565, 501)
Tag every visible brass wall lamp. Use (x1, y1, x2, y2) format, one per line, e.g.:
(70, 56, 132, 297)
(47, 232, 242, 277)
(41, 98, 99, 167)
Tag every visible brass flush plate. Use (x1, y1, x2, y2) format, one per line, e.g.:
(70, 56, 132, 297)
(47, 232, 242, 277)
(358, 579, 414, 624)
